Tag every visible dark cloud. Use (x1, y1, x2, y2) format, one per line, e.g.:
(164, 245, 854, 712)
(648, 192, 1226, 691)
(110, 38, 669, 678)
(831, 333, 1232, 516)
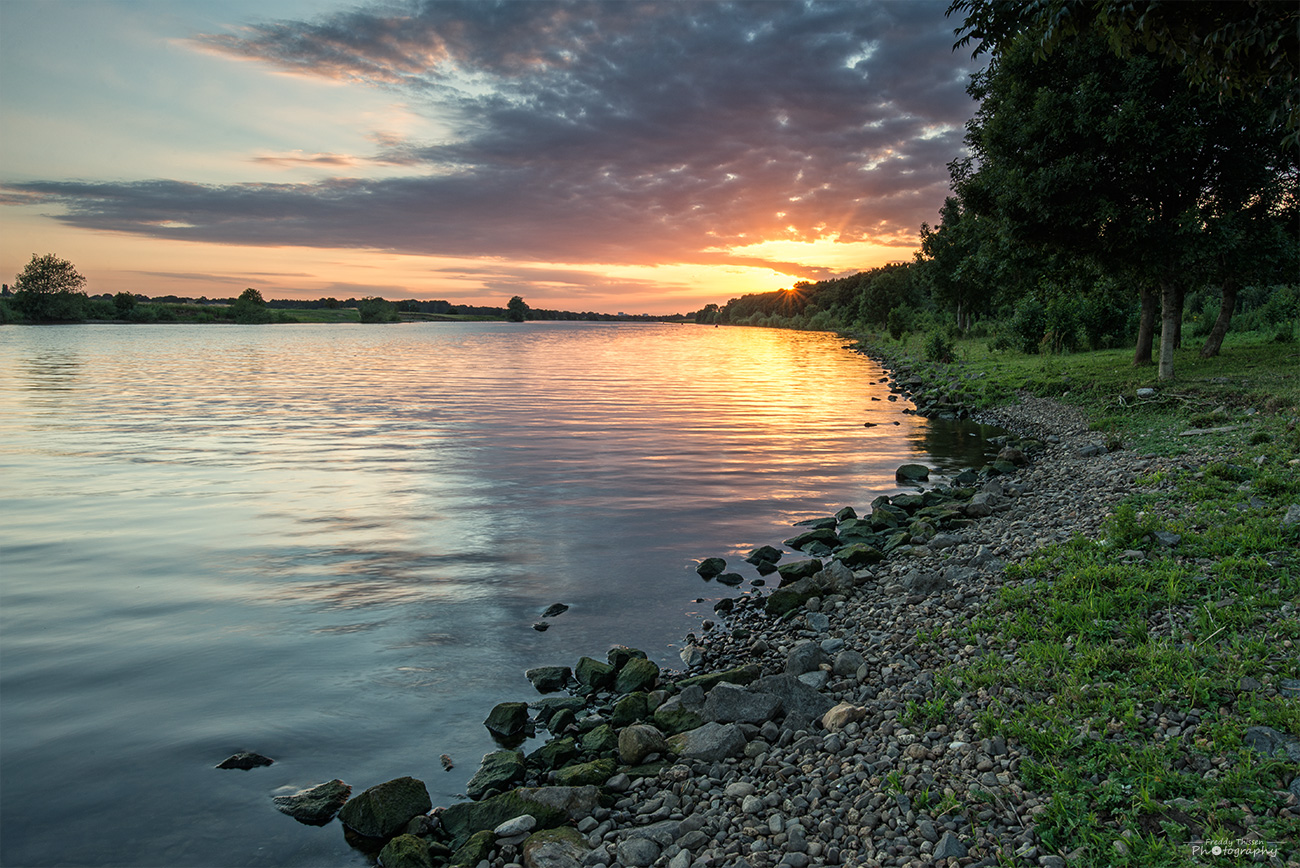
(6, 1, 979, 272)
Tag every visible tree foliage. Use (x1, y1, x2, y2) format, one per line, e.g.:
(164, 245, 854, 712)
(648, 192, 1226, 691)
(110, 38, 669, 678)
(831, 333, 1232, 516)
(12, 253, 88, 321)
(506, 295, 530, 322)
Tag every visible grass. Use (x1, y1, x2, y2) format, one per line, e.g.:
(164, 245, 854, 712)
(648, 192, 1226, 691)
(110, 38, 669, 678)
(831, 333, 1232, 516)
(862, 327, 1300, 866)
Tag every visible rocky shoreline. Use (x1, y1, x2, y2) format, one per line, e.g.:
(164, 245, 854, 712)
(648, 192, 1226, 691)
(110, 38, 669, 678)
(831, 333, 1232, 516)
(250, 358, 1295, 868)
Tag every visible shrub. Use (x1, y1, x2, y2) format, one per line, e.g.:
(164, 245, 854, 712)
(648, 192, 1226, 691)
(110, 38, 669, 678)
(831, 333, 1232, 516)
(925, 331, 956, 363)
(887, 306, 912, 340)
(1009, 297, 1046, 354)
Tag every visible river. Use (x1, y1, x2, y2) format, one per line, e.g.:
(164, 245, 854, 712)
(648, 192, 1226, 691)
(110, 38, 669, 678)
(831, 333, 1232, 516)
(0, 321, 1001, 867)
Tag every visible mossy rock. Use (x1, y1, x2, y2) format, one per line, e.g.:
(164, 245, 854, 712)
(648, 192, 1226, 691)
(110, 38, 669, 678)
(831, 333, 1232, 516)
(554, 758, 616, 787)
(765, 584, 818, 617)
(337, 776, 432, 839)
(895, 463, 930, 482)
(465, 749, 524, 800)
(527, 737, 578, 772)
(581, 723, 618, 753)
(783, 527, 841, 551)
(614, 658, 659, 694)
(607, 645, 648, 670)
(652, 703, 705, 735)
(675, 663, 761, 693)
(575, 656, 615, 689)
(379, 834, 434, 868)
(889, 493, 924, 511)
(449, 829, 494, 867)
(611, 692, 649, 727)
(832, 543, 885, 568)
(521, 827, 589, 866)
(775, 559, 822, 584)
(695, 557, 726, 578)
(440, 789, 567, 849)
(484, 702, 529, 739)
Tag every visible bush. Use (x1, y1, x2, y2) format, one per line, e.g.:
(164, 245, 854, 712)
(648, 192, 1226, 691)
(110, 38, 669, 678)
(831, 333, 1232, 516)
(1009, 297, 1046, 354)
(925, 331, 956, 363)
(887, 306, 912, 340)
(1043, 295, 1081, 354)
(358, 296, 399, 323)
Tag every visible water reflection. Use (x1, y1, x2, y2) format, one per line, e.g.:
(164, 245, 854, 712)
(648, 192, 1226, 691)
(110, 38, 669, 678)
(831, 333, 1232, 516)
(0, 322, 1004, 868)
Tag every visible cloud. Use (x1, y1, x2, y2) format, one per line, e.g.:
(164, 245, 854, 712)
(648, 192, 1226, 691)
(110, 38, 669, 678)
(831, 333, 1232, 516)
(6, 1, 979, 275)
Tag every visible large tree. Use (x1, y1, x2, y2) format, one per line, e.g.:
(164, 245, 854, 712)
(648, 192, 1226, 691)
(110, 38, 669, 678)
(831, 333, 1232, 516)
(12, 253, 88, 322)
(952, 18, 1294, 378)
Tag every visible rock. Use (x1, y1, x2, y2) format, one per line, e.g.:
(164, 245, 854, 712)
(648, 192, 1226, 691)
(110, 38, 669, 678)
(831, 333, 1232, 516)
(449, 829, 493, 867)
(702, 682, 782, 724)
(784, 527, 841, 551)
(611, 692, 649, 727)
(511, 786, 601, 820)
(996, 446, 1027, 467)
(484, 702, 530, 740)
(775, 559, 823, 584)
(338, 776, 433, 839)
(666, 721, 747, 761)
(616, 837, 661, 868)
(1243, 725, 1300, 762)
(272, 779, 351, 825)
(832, 542, 885, 569)
(1280, 678, 1300, 698)
(526, 737, 577, 772)
(607, 645, 648, 669)
(784, 640, 827, 675)
(541, 603, 570, 618)
(895, 463, 930, 482)
(821, 702, 866, 732)
(615, 657, 660, 694)
(900, 569, 948, 595)
(440, 789, 568, 846)
(653, 697, 706, 734)
(554, 758, 616, 787)
(1152, 530, 1182, 547)
(934, 831, 968, 860)
(618, 724, 669, 764)
(466, 750, 525, 800)
(676, 663, 762, 692)
(679, 645, 705, 668)
(581, 723, 618, 753)
(525, 666, 572, 694)
(574, 656, 615, 689)
(379, 833, 434, 868)
(532, 621, 549, 631)
(696, 557, 727, 578)
(1136, 387, 1156, 398)
(715, 571, 744, 586)
(833, 649, 865, 677)
(494, 814, 537, 836)
(745, 545, 783, 565)
(216, 751, 273, 770)
(1281, 504, 1300, 527)
(752, 673, 835, 719)
(521, 826, 589, 868)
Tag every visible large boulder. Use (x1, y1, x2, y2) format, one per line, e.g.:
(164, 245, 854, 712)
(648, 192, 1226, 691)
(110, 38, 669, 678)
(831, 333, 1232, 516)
(833, 543, 884, 569)
(526, 737, 578, 772)
(581, 723, 618, 753)
(775, 559, 823, 584)
(764, 577, 820, 617)
(618, 724, 670, 764)
(440, 789, 568, 848)
(745, 545, 783, 565)
(702, 682, 782, 724)
(652, 696, 705, 735)
(611, 692, 649, 727)
(666, 722, 747, 761)
(337, 776, 432, 839)
(675, 663, 761, 693)
(449, 830, 493, 867)
(574, 657, 615, 690)
(695, 557, 726, 578)
(783, 527, 840, 551)
(752, 674, 835, 720)
(525, 666, 572, 694)
(484, 702, 529, 740)
(512, 785, 602, 821)
(554, 758, 617, 787)
(271, 779, 351, 826)
(895, 463, 930, 483)
(466, 750, 525, 800)
(784, 641, 826, 676)
(615, 657, 660, 694)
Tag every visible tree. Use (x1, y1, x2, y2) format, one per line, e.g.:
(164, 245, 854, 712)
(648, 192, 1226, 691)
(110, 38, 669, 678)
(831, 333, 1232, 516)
(230, 287, 271, 323)
(953, 22, 1293, 379)
(357, 296, 399, 323)
(506, 295, 530, 322)
(12, 253, 88, 321)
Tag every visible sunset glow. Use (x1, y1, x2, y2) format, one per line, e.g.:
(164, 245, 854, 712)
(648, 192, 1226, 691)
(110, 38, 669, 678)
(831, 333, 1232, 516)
(0, 0, 979, 314)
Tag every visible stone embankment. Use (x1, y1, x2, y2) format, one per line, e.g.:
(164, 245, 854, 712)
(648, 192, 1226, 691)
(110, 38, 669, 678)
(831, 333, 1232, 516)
(259, 369, 1296, 868)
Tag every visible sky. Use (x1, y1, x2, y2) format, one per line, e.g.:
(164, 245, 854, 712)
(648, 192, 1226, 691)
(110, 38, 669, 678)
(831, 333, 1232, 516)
(0, 0, 982, 314)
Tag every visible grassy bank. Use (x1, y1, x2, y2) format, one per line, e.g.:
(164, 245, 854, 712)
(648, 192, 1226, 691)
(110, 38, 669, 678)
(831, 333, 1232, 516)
(856, 330, 1299, 865)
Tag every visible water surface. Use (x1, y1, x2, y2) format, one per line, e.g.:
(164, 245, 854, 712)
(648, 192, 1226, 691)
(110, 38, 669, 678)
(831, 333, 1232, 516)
(0, 322, 998, 867)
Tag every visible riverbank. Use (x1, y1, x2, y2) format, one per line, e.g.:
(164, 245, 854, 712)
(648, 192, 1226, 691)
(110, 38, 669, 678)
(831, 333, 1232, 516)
(297, 336, 1297, 868)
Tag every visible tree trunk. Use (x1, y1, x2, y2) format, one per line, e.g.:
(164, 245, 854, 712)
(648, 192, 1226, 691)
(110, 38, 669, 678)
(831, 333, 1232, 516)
(1158, 281, 1178, 380)
(1200, 279, 1238, 357)
(1134, 286, 1157, 366)
(1173, 286, 1185, 349)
